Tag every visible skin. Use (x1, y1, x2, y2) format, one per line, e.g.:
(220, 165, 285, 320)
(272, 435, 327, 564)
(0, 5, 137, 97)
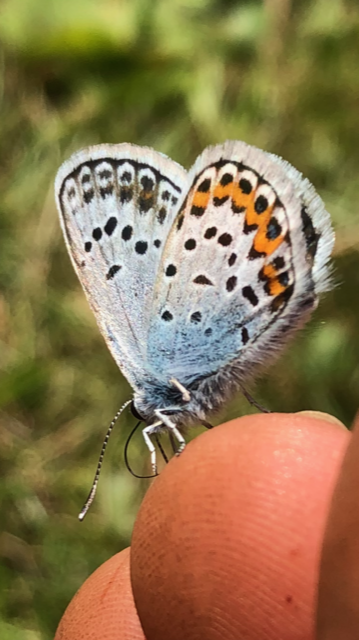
(54, 411, 358, 640)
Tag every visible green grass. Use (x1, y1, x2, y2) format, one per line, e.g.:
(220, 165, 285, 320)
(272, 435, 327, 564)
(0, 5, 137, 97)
(1, 0, 359, 637)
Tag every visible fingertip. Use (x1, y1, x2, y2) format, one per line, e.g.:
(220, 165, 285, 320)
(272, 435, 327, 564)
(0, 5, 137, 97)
(131, 412, 349, 640)
(317, 410, 359, 639)
(55, 548, 145, 640)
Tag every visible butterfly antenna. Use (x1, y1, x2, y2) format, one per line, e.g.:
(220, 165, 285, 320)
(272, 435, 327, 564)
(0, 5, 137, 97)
(78, 398, 132, 521)
(202, 420, 214, 429)
(238, 382, 271, 413)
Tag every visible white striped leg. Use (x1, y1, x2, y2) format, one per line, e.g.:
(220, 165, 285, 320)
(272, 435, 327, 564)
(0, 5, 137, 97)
(154, 410, 186, 456)
(142, 412, 186, 475)
(142, 421, 162, 476)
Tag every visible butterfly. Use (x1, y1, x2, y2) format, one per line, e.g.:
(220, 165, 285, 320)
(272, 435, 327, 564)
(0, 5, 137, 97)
(55, 140, 334, 483)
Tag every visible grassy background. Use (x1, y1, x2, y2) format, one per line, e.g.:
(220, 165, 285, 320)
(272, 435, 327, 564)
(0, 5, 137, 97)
(1, 0, 358, 637)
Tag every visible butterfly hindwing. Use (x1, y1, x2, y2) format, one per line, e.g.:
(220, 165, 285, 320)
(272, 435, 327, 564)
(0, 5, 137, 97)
(147, 141, 334, 385)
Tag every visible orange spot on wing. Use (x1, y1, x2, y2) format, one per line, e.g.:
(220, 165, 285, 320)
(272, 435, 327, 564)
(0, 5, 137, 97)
(243, 197, 285, 257)
(261, 264, 277, 280)
(192, 191, 210, 208)
(253, 223, 284, 256)
(261, 264, 286, 296)
(267, 278, 286, 296)
(213, 183, 233, 200)
(247, 200, 271, 228)
(232, 185, 252, 212)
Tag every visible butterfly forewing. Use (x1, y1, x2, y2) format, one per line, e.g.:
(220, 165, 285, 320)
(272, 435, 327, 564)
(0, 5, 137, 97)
(147, 141, 334, 384)
(55, 144, 188, 388)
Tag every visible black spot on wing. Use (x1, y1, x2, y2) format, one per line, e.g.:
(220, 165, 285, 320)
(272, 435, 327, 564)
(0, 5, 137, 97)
(272, 256, 285, 270)
(301, 205, 320, 262)
(165, 264, 177, 277)
(135, 241, 148, 255)
(177, 215, 184, 231)
(278, 272, 290, 286)
(106, 265, 121, 280)
(157, 207, 167, 224)
(239, 178, 252, 194)
(141, 176, 154, 191)
(204, 227, 217, 239)
(220, 173, 233, 186)
(120, 171, 132, 183)
(104, 217, 118, 236)
(120, 187, 133, 203)
(191, 205, 205, 217)
(99, 169, 112, 180)
(254, 195, 268, 214)
(244, 221, 258, 234)
(213, 195, 229, 206)
(242, 285, 258, 306)
(185, 238, 196, 250)
(122, 225, 133, 241)
(193, 275, 214, 286)
(248, 246, 265, 259)
(232, 203, 245, 214)
(266, 217, 282, 240)
(100, 185, 114, 198)
(139, 194, 154, 213)
(197, 178, 211, 192)
(161, 310, 173, 321)
(83, 189, 95, 204)
(226, 276, 237, 292)
(218, 233, 232, 246)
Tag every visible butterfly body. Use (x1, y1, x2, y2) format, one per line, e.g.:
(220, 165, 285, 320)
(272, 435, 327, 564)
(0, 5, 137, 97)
(55, 141, 334, 464)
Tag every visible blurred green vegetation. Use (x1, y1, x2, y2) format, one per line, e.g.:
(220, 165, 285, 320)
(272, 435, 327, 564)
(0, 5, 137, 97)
(0, 0, 359, 637)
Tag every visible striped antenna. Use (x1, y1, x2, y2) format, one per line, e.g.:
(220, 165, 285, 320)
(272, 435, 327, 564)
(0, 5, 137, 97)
(78, 399, 132, 521)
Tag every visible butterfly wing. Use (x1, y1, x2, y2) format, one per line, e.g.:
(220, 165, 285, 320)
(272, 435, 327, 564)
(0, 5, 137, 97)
(146, 141, 334, 386)
(55, 143, 188, 390)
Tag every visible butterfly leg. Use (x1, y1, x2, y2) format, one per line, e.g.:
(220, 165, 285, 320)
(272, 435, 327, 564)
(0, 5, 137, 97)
(142, 413, 186, 475)
(238, 382, 271, 413)
(154, 410, 186, 456)
(142, 421, 162, 476)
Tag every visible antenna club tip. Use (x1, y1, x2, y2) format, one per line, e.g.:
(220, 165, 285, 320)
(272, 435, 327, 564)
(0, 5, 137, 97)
(76, 399, 131, 522)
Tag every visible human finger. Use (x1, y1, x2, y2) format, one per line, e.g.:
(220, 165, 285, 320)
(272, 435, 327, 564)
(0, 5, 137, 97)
(131, 412, 349, 640)
(317, 411, 359, 639)
(54, 547, 145, 640)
